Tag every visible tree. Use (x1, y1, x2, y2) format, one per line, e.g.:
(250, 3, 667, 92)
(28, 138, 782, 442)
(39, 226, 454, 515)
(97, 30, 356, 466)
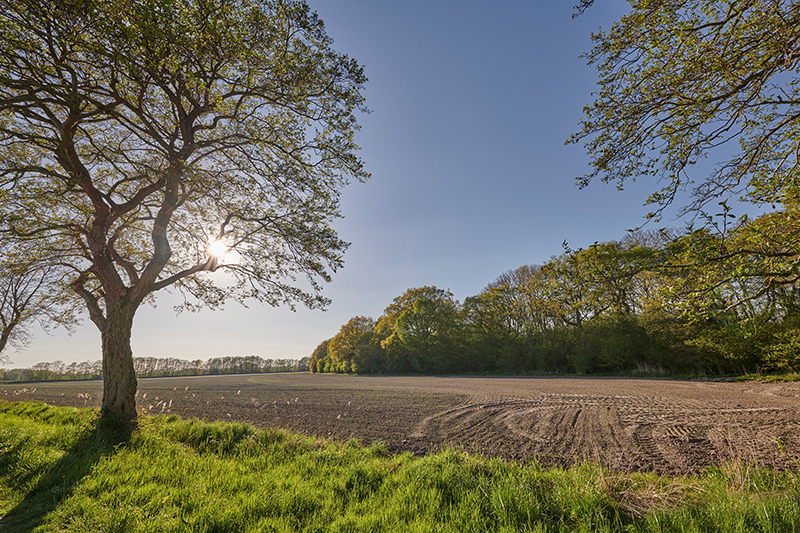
(0, 0, 367, 424)
(395, 292, 463, 373)
(572, 0, 800, 217)
(571, 0, 800, 317)
(463, 284, 532, 372)
(309, 338, 330, 373)
(490, 265, 551, 334)
(326, 315, 379, 373)
(0, 250, 74, 362)
(375, 286, 455, 372)
(0, 262, 44, 361)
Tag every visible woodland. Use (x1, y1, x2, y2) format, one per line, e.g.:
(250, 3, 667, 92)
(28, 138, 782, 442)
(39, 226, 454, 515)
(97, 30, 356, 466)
(311, 222, 800, 377)
(0, 355, 310, 382)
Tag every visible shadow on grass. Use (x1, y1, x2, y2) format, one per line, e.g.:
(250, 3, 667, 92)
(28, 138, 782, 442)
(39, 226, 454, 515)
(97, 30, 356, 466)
(0, 417, 131, 532)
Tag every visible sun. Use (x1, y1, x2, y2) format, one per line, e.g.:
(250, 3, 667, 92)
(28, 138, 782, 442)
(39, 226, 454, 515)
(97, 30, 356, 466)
(207, 240, 228, 259)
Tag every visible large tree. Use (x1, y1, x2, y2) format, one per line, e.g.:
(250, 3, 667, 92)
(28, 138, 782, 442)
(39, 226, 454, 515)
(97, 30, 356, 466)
(0, 0, 367, 423)
(395, 291, 463, 374)
(571, 0, 800, 313)
(326, 315, 379, 373)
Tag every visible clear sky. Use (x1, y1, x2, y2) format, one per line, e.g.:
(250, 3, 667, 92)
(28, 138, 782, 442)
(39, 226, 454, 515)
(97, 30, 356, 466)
(7, 0, 677, 369)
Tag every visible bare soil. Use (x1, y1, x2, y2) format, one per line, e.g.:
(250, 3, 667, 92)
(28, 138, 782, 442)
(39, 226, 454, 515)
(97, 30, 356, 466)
(3, 373, 800, 475)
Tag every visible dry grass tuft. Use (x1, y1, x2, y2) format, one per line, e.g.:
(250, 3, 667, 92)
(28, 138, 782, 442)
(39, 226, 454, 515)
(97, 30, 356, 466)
(601, 470, 703, 517)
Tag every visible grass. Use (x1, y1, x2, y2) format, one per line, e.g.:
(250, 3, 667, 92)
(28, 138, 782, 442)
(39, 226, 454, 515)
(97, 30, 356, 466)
(1, 400, 799, 532)
(735, 373, 800, 383)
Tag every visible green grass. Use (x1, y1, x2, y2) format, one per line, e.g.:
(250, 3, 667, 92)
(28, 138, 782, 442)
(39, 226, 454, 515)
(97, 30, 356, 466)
(735, 373, 800, 383)
(1, 401, 799, 532)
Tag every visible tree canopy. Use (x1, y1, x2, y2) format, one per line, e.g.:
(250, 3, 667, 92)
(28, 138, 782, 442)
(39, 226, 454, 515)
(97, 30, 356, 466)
(0, 0, 367, 423)
(570, 0, 800, 320)
(311, 226, 800, 377)
(571, 0, 800, 219)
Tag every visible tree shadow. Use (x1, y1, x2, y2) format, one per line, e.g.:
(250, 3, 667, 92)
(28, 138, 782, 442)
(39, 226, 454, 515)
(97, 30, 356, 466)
(0, 418, 131, 532)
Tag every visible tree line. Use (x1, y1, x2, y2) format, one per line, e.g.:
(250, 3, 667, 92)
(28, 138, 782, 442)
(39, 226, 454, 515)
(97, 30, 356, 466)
(311, 216, 800, 376)
(0, 355, 310, 382)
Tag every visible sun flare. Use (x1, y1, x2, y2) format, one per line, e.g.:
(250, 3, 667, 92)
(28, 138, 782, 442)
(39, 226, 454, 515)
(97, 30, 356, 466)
(208, 240, 228, 259)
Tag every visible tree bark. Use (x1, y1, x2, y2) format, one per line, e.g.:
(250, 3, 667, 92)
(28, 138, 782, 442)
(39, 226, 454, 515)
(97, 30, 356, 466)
(100, 306, 138, 424)
(0, 322, 15, 355)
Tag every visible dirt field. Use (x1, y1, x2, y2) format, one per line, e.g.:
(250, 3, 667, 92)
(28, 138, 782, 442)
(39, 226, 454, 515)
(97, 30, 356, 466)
(3, 373, 800, 475)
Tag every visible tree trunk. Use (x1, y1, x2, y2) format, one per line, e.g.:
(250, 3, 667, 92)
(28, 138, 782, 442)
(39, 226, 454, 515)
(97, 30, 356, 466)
(100, 308, 138, 425)
(0, 324, 14, 356)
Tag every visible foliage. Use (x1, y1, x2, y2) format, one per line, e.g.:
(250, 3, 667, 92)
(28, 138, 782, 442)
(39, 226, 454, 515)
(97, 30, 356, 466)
(571, 0, 800, 219)
(762, 324, 800, 372)
(658, 203, 800, 324)
(374, 286, 456, 373)
(324, 315, 380, 373)
(314, 223, 800, 376)
(309, 338, 329, 373)
(571, 0, 800, 335)
(3, 400, 800, 532)
(0, 0, 367, 420)
(0, 246, 76, 361)
(395, 292, 464, 373)
(463, 285, 528, 373)
(0, 355, 309, 382)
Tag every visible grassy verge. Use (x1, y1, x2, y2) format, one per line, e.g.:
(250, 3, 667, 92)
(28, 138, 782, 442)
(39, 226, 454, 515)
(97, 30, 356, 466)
(1, 401, 799, 532)
(735, 373, 800, 383)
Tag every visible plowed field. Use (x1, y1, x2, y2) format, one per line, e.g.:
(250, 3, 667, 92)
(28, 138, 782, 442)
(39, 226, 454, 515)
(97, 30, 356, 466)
(3, 373, 800, 475)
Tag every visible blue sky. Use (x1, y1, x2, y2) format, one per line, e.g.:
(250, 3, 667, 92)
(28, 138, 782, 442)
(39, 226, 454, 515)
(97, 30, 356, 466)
(7, 0, 680, 368)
